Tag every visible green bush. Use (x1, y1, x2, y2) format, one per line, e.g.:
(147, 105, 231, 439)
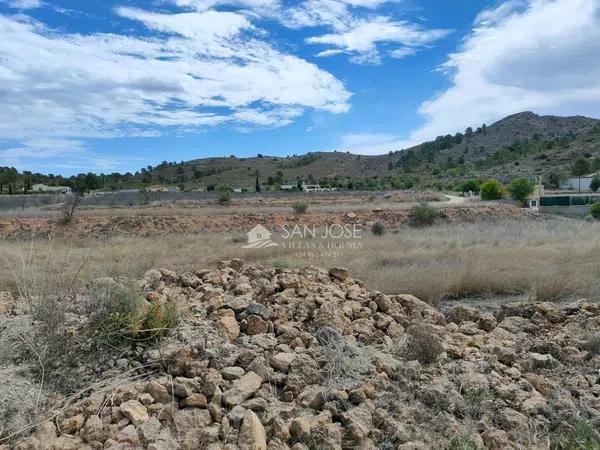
(590, 203, 600, 219)
(408, 203, 439, 227)
(217, 188, 232, 205)
(86, 278, 180, 345)
(461, 179, 480, 194)
(449, 436, 481, 450)
(590, 175, 600, 193)
(371, 221, 386, 236)
(292, 201, 308, 214)
(480, 179, 503, 200)
(507, 177, 535, 204)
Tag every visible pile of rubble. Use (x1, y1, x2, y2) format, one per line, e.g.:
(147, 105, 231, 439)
(2, 260, 600, 449)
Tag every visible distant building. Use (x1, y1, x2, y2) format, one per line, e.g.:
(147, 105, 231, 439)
(280, 184, 296, 190)
(146, 185, 168, 192)
(303, 184, 334, 192)
(31, 183, 72, 194)
(233, 188, 243, 193)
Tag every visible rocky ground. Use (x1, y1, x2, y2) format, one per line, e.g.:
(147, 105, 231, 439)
(1, 261, 599, 449)
(0, 204, 540, 239)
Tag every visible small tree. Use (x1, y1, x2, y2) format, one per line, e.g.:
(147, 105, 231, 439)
(217, 187, 232, 205)
(544, 170, 567, 190)
(461, 179, 480, 194)
(255, 175, 261, 193)
(590, 175, 600, 193)
(507, 177, 535, 205)
(572, 157, 591, 193)
(590, 203, 600, 220)
(480, 179, 503, 200)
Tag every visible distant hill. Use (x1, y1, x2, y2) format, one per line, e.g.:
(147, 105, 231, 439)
(2, 111, 599, 193)
(142, 111, 600, 188)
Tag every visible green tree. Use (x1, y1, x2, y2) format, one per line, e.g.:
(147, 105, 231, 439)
(572, 157, 591, 193)
(461, 179, 480, 194)
(480, 179, 503, 200)
(544, 170, 567, 190)
(590, 175, 600, 193)
(507, 177, 535, 205)
(255, 175, 261, 193)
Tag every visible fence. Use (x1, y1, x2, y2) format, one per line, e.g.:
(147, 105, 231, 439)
(539, 194, 600, 207)
(0, 189, 380, 210)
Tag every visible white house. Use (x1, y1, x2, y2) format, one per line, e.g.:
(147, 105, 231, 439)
(31, 183, 72, 194)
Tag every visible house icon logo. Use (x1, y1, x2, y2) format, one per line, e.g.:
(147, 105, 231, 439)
(242, 224, 279, 249)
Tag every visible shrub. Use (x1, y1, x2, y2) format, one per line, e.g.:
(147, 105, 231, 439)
(507, 177, 535, 204)
(461, 179, 480, 194)
(85, 278, 180, 345)
(590, 203, 600, 220)
(449, 436, 480, 450)
(404, 324, 443, 364)
(371, 221, 386, 236)
(58, 194, 79, 226)
(584, 333, 600, 357)
(292, 201, 308, 214)
(316, 327, 371, 390)
(273, 260, 290, 269)
(480, 179, 503, 200)
(408, 203, 439, 227)
(590, 175, 600, 193)
(217, 188, 232, 205)
(551, 421, 600, 450)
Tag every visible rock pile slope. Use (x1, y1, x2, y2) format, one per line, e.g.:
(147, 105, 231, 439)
(2, 261, 600, 449)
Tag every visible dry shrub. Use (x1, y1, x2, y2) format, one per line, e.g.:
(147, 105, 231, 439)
(7, 244, 87, 392)
(584, 334, 600, 357)
(292, 201, 309, 214)
(551, 421, 600, 450)
(316, 326, 371, 390)
(404, 324, 443, 364)
(58, 194, 79, 226)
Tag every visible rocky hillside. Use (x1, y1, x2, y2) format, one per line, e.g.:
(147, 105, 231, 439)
(140, 112, 600, 188)
(2, 261, 599, 449)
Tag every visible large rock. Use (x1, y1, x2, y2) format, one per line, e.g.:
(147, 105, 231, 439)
(446, 306, 480, 324)
(271, 353, 297, 373)
(238, 410, 267, 450)
(223, 372, 263, 406)
(119, 400, 149, 426)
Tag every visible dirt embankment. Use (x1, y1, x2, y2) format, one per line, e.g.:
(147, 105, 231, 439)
(0, 205, 541, 240)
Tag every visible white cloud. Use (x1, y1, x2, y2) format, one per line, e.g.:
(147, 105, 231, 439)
(0, 139, 85, 159)
(338, 132, 417, 154)
(306, 16, 450, 64)
(409, 0, 600, 143)
(0, 9, 351, 142)
(5, 0, 43, 9)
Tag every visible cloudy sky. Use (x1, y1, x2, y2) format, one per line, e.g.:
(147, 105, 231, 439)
(0, 0, 599, 175)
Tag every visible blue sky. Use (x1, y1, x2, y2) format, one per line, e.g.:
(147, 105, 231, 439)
(1, 0, 599, 175)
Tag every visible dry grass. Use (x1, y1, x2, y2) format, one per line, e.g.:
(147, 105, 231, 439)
(1, 218, 599, 303)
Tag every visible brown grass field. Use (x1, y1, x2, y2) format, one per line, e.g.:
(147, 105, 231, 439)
(2, 216, 599, 304)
